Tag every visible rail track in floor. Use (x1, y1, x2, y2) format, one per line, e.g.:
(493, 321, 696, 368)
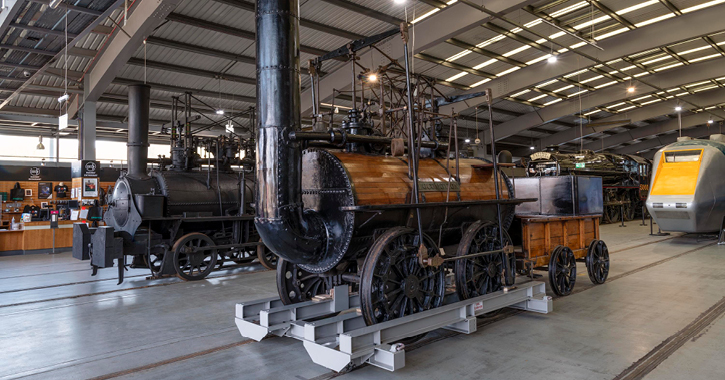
(77, 237, 714, 380)
(0, 263, 271, 309)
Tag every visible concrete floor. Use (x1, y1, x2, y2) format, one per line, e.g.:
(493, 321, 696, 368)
(1, 222, 724, 380)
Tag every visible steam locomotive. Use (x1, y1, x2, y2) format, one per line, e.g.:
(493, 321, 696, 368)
(73, 85, 275, 283)
(526, 147, 652, 223)
(251, 0, 536, 326)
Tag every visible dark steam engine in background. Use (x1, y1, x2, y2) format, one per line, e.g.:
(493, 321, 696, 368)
(526, 147, 652, 223)
(73, 84, 274, 283)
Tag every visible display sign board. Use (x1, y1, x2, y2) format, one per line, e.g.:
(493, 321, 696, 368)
(50, 210, 59, 229)
(29, 166, 42, 181)
(530, 152, 552, 160)
(72, 160, 100, 178)
(575, 163, 586, 168)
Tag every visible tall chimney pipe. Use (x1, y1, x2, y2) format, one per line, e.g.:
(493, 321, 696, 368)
(127, 84, 151, 179)
(254, 0, 328, 266)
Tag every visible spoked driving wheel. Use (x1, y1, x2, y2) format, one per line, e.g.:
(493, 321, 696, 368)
(548, 245, 576, 296)
(360, 227, 446, 325)
(604, 192, 620, 224)
(172, 233, 218, 281)
(586, 240, 610, 284)
(257, 239, 278, 270)
(455, 221, 513, 300)
(623, 192, 635, 221)
(276, 259, 330, 304)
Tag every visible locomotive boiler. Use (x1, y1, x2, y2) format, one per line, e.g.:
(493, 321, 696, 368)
(73, 85, 274, 283)
(647, 135, 725, 233)
(526, 147, 651, 223)
(254, 0, 532, 325)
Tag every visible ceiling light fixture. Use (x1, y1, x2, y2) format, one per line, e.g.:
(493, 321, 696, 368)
(216, 109, 225, 115)
(36, 135, 45, 150)
(530, 146, 535, 150)
(393, 0, 406, 4)
(57, 94, 69, 103)
(627, 87, 635, 93)
(368, 73, 378, 82)
(547, 54, 557, 63)
(675, 106, 682, 112)
(49, 0, 63, 9)
(464, 138, 471, 143)
(708, 119, 714, 124)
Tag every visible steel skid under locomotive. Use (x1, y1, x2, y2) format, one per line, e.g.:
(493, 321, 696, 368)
(73, 86, 275, 283)
(526, 147, 652, 223)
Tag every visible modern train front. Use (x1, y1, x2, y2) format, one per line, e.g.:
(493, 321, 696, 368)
(646, 135, 725, 233)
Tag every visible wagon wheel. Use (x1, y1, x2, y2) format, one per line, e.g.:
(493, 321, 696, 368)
(171, 233, 217, 281)
(277, 259, 331, 304)
(548, 245, 576, 296)
(586, 240, 610, 284)
(257, 240, 278, 270)
(360, 227, 446, 325)
(622, 192, 635, 221)
(604, 192, 620, 224)
(455, 221, 513, 300)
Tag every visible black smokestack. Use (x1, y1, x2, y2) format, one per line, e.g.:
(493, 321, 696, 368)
(127, 84, 151, 179)
(254, 0, 327, 266)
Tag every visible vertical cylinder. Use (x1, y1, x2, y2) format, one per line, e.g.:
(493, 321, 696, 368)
(127, 84, 151, 179)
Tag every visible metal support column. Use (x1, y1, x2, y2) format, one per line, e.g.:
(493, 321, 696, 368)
(80, 99, 97, 160)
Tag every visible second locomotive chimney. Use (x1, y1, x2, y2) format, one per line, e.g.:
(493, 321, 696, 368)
(127, 84, 151, 179)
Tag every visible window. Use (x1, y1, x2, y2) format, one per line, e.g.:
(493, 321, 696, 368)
(664, 150, 702, 163)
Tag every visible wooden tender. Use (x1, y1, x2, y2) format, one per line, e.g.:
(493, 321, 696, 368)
(515, 214, 610, 296)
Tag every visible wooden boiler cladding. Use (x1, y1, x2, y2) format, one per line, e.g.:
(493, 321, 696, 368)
(332, 152, 509, 205)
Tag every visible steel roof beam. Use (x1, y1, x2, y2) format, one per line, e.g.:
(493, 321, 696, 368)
(659, 0, 682, 16)
(144, 36, 255, 65)
(166, 13, 327, 56)
(484, 57, 725, 147)
(0, 1, 23, 37)
(320, 0, 403, 26)
(581, 93, 725, 152)
(66, 0, 182, 119)
(0, 0, 125, 111)
(125, 57, 255, 85)
(440, 5, 725, 117)
(588, 1, 635, 30)
(519, 98, 724, 155)
(301, 0, 538, 115)
(615, 123, 712, 156)
(212, 0, 363, 40)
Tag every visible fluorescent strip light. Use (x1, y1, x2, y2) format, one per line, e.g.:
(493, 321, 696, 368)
(496, 67, 521, 76)
(446, 72, 467, 82)
(635, 13, 676, 28)
(682, 0, 725, 13)
(471, 78, 492, 87)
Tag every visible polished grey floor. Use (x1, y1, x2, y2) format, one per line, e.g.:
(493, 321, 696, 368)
(1, 222, 724, 380)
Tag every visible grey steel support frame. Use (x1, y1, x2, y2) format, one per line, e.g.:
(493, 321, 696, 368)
(235, 282, 551, 372)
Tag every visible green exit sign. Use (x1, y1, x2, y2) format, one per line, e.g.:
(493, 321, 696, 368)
(575, 163, 585, 168)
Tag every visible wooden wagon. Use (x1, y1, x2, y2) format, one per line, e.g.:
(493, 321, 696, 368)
(513, 214, 610, 296)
